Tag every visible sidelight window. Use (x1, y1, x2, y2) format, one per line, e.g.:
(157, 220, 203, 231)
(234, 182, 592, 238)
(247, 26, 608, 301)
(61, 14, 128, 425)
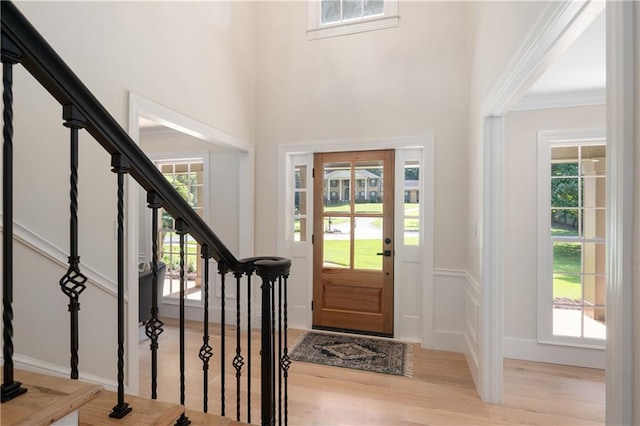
(537, 131, 606, 347)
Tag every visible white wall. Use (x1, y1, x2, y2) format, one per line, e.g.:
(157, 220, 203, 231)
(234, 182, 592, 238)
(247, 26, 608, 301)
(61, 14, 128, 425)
(503, 104, 606, 368)
(6, 1, 256, 385)
(254, 1, 470, 269)
(466, 0, 551, 282)
(462, 0, 551, 390)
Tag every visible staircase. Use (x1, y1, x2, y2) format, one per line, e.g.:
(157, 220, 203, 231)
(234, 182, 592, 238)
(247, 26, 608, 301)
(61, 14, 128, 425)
(2, 369, 246, 425)
(1, 1, 290, 425)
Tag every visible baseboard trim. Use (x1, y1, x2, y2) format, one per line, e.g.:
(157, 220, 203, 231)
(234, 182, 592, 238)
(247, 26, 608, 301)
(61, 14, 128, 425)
(503, 337, 605, 369)
(6, 354, 121, 392)
(432, 330, 465, 352)
(1, 214, 119, 299)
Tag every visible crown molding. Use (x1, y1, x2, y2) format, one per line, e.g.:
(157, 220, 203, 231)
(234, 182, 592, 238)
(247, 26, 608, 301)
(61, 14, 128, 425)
(512, 88, 605, 111)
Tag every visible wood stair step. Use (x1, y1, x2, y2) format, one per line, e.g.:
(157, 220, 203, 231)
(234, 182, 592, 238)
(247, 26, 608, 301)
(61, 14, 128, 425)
(184, 409, 249, 425)
(1, 369, 103, 426)
(78, 390, 184, 425)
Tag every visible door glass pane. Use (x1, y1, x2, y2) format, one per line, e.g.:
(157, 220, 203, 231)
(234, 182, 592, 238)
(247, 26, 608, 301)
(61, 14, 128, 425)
(404, 160, 420, 246)
(354, 217, 382, 270)
(551, 209, 579, 236)
(323, 217, 351, 268)
(551, 178, 579, 207)
(553, 272, 581, 302)
(583, 242, 605, 275)
(551, 162, 579, 177)
(584, 307, 606, 339)
(582, 177, 606, 208)
(551, 146, 579, 164)
(553, 242, 582, 273)
(553, 307, 582, 337)
(354, 160, 383, 213)
(583, 209, 605, 240)
(294, 165, 307, 242)
(324, 162, 351, 213)
(581, 145, 606, 175)
(404, 218, 419, 245)
(295, 165, 307, 189)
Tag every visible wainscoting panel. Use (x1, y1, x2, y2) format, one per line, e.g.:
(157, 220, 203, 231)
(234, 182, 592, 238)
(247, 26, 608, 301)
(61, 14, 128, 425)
(464, 273, 480, 387)
(431, 269, 467, 352)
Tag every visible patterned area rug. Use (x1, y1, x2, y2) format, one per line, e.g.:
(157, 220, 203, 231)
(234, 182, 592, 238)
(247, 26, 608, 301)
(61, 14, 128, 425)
(289, 332, 412, 377)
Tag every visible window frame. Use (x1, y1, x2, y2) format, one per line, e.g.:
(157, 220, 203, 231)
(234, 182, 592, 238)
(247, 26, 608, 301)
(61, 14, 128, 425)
(151, 153, 209, 307)
(307, 0, 399, 41)
(537, 129, 606, 349)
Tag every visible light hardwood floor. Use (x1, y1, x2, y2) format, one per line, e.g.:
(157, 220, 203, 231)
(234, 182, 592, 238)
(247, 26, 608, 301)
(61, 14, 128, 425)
(138, 318, 604, 425)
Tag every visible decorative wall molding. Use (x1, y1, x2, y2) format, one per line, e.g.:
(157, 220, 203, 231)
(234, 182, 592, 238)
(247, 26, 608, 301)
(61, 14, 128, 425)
(512, 88, 605, 111)
(0, 214, 120, 300)
(4, 354, 121, 392)
(433, 268, 467, 278)
(463, 272, 480, 388)
(139, 125, 183, 139)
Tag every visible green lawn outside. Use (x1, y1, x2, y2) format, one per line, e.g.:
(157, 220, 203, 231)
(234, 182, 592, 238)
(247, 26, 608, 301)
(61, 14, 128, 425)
(324, 203, 419, 215)
(552, 230, 582, 301)
(324, 239, 382, 270)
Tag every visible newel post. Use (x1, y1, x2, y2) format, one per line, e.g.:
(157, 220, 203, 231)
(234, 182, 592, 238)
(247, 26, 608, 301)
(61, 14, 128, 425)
(254, 258, 291, 426)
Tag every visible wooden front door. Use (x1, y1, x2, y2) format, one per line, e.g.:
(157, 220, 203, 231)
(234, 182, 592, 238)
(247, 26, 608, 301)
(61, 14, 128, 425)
(313, 150, 394, 336)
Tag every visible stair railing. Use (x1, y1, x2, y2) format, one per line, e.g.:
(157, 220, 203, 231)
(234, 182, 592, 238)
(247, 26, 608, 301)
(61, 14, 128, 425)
(1, 2, 290, 425)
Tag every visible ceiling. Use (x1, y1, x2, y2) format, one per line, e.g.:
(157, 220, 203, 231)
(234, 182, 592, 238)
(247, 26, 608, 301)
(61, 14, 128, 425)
(527, 10, 606, 95)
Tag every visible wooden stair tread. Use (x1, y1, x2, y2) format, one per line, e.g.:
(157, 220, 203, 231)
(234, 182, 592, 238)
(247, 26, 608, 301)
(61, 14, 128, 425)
(1, 369, 103, 426)
(184, 409, 249, 425)
(78, 390, 184, 425)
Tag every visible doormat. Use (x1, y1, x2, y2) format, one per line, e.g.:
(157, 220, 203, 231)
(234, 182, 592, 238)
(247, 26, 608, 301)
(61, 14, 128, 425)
(289, 332, 412, 377)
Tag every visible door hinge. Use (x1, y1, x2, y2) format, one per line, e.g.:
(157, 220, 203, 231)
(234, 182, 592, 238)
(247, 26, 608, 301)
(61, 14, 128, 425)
(311, 234, 314, 244)
(311, 300, 314, 311)
(312, 168, 315, 178)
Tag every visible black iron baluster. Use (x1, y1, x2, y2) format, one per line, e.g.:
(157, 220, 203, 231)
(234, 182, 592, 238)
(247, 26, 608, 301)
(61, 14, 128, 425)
(145, 192, 164, 400)
(246, 272, 252, 424)
(199, 245, 213, 413)
(218, 262, 228, 417)
(277, 276, 282, 426)
(279, 275, 291, 426)
(175, 219, 190, 426)
(1, 34, 27, 404)
(109, 154, 132, 419)
(258, 271, 274, 426)
(59, 104, 87, 380)
(233, 271, 245, 422)
(271, 275, 276, 421)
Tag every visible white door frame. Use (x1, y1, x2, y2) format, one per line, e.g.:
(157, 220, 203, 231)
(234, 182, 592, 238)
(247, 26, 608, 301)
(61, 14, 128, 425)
(277, 136, 434, 346)
(127, 92, 255, 394)
(605, 2, 636, 424)
(479, 0, 605, 403)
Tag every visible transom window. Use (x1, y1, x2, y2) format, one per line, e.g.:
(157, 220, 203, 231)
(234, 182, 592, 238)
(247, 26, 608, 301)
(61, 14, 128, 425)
(307, 0, 399, 40)
(322, 0, 384, 24)
(537, 131, 606, 348)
